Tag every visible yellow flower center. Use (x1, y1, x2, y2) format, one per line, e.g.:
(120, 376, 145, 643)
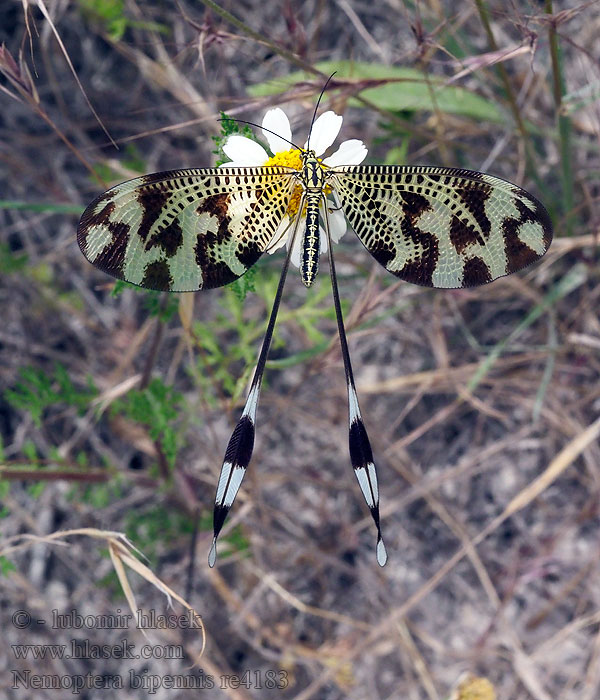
(264, 148, 333, 220)
(264, 148, 303, 170)
(265, 148, 305, 218)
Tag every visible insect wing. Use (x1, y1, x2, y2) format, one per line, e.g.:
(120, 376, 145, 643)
(78, 167, 296, 292)
(327, 166, 552, 289)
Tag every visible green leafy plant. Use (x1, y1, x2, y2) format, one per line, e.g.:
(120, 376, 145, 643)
(78, 0, 169, 42)
(250, 60, 506, 122)
(5, 365, 98, 428)
(192, 283, 267, 403)
(0, 243, 28, 274)
(229, 264, 257, 302)
(0, 556, 17, 577)
(110, 378, 182, 470)
(109, 283, 179, 321)
(212, 111, 259, 166)
(142, 290, 180, 322)
(124, 503, 195, 562)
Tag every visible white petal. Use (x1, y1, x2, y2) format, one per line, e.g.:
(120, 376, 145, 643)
(318, 226, 328, 255)
(328, 207, 347, 242)
(222, 135, 268, 165)
(266, 216, 291, 254)
(323, 139, 368, 167)
(289, 219, 306, 268)
(324, 191, 348, 243)
(304, 111, 343, 156)
(262, 108, 293, 154)
(219, 160, 250, 168)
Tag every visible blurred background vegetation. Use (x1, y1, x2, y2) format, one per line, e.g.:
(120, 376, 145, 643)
(1, 1, 598, 698)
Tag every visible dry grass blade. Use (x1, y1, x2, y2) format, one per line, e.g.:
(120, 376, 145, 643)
(34, 0, 116, 147)
(0, 43, 39, 103)
(501, 414, 600, 520)
(108, 537, 206, 657)
(1, 529, 205, 655)
(0, 41, 102, 181)
(467, 264, 587, 393)
(447, 44, 534, 84)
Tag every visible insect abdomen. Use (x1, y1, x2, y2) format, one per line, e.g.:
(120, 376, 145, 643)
(301, 193, 320, 287)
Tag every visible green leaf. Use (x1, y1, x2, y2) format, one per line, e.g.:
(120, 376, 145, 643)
(142, 291, 179, 321)
(28, 482, 46, 499)
(0, 201, 82, 214)
(0, 243, 28, 274)
(0, 556, 16, 576)
(229, 265, 258, 302)
(4, 365, 98, 428)
(110, 378, 182, 469)
(249, 60, 505, 123)
(266, 339, 330, 369)
(110, 280, 128, 297)
(213, 111, 258, 166)
(125, 504, 195, 562)
(78, 0, 168, 42)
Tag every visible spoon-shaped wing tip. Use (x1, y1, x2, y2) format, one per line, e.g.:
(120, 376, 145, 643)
(208, 538, 217, 568)
(376, 538, 387, 567)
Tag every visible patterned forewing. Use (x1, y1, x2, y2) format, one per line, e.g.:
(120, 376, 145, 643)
(77, 167, 295, 292)
(327, 166, 552, 288)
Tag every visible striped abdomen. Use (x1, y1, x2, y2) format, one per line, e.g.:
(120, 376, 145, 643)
(301, 192, 321, 287)
(300, 154, 325, 288)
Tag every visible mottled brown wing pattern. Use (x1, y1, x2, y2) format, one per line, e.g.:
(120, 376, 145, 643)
(327, 165, 552, 288)
(77, 167, 296, 292)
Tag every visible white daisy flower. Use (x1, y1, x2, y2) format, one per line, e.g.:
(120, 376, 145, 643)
(220, 108, 367, 267)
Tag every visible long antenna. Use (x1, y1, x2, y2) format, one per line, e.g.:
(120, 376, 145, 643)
(306, 72, 337, 152)
(208, 203, 305, 567)
(322, 198, 387, 566)
(218, 117, 302, 151)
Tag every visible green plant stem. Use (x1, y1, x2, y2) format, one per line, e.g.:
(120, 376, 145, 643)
(546, 0, 574, 234)
(474, 0, 537, 181)
(0, 201, 83, 213)
(139, 315, 165, 390)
